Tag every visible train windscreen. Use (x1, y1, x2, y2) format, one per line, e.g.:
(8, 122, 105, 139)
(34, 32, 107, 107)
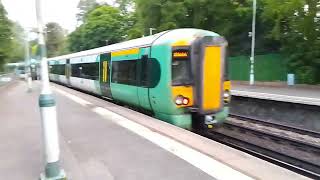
(172, 49, 193, 86)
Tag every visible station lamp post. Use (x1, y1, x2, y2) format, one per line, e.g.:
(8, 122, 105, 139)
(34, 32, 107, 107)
(24, 31, 32, 92)
(250, 0, 257, 85)
(149, 28, 156, 35)
(35, 0, 66, 179)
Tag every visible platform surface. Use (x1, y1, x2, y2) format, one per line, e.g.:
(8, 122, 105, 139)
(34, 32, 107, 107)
(0, 80, 309, 180)
(232, 84, 320, 106)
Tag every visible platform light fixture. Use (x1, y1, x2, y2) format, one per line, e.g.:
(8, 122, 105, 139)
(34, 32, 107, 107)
(24, 30, 32, 92)
(149, 28, 156, 35)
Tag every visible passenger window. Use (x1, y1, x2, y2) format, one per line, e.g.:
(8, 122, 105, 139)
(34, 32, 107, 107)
(112, 60, 137, 86)
(50, 64, 65, 75)
(71, 63, 99, 80)
(81, 63, 99, 80)
(71, 64, 80, 77)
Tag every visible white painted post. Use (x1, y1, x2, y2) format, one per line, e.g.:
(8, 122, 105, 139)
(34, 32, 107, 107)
(149, 28, 156, 35)
(24, 32, 32, 92)
(250, 0, 257, 85)
(36, 0, 66, 179)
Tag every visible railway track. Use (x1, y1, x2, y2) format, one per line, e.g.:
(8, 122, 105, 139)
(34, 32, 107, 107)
(199, 117, 320, 179)
(229, 114, 320, 139)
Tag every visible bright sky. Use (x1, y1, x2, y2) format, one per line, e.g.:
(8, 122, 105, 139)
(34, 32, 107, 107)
(2, 0, 114, 33)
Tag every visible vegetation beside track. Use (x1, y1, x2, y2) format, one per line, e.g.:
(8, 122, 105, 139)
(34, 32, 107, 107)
(0, 0, 319, 84)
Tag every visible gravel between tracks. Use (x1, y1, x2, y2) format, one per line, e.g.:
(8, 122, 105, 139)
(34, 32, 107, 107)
(227, 117, 320, 145)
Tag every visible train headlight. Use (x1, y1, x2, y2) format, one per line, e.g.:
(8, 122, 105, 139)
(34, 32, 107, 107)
(182, 98, 189, 105)
(223, 90, 231, 103)
(224, 92, 230, 98)
(175, 96, 184, 105)
(175, 95, 189, 106)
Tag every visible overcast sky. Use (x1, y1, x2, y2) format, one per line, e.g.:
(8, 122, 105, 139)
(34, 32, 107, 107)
(2, 0, 114, 33)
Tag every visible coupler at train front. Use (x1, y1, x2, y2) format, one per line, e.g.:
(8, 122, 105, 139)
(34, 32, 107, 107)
(192, 106, 229, 130)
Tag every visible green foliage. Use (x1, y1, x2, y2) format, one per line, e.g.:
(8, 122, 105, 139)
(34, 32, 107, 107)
(115, 0, 134, 13)
(0, 1, 13, 70)
(66, 0, 319, 84)
(76, 0, 99, 23)
(0, 2, 26, 71)
(69, 5, 128, 52)
(133, 0, 275, 55)
(9, 23, 25, 63)
(262, 0, 320, 84)
(45, 22, 68, 57)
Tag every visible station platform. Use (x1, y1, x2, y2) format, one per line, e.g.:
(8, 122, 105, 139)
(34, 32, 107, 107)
(0, 74, 13, 86)
(0, 80, 308, 180)
(232, 83, 320, 106)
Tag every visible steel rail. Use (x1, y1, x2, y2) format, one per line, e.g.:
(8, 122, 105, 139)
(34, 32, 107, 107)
(201, 130, 320, 179)
(198, 119, 320, 179)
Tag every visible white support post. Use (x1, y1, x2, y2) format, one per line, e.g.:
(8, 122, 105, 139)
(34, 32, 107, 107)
(250, 0, 257, 85)
(24, 33, 32, 92)
(35, 0, 66, 179)
(149, 28, 156, 35)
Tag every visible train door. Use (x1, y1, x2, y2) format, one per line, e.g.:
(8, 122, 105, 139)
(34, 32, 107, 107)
(66, 59, 71, 86)
(137, 47, 152, 110)
(99, 53, 112, 98)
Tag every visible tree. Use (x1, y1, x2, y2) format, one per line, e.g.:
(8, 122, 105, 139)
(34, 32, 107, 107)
(9, 22, 25, 63)
(262, 0, 320, 84)
(69, 5, 128, 52)
(134, 1, 272, 54)
(76, 0, 99, 23)
(45, 22, 68, 57)
(115, 0, 134, 13)
(0, 1, 13, 70)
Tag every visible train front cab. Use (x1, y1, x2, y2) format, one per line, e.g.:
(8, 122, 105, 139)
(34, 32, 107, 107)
(170, 36, 230, 130)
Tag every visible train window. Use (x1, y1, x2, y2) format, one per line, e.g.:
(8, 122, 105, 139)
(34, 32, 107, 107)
(172, 49, 193, 86)
(112, 60, 137, 86)
(81, 63, 99, 80)
(71, 64, 81, 77)
(71, 63, 99, 80)
(50, 64, 65, 75)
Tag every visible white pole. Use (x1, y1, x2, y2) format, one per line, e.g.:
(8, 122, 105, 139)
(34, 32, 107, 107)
(149, 28, 156, 35)
(36, 0, 66, 179)
(24, 32, 32, 92)
(250, 0, 257, 85)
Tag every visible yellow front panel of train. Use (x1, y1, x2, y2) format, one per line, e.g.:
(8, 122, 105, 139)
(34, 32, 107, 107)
(203, 46, 222, 111)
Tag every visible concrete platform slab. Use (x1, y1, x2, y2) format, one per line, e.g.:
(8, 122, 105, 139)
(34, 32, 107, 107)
(0, 80, 310, 180)
(0, 81, 242, 180)
(50, 82, 309, 180)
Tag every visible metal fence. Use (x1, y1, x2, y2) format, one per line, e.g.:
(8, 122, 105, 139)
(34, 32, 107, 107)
(228, 54, 288, 82)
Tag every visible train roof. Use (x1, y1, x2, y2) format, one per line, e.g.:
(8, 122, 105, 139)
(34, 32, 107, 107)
(47, 31, 169, 61)
(48, 28, 219, 61)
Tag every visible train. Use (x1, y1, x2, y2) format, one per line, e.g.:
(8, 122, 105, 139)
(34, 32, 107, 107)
(15, 60, 40, 80)
(48, 28, 231, 130)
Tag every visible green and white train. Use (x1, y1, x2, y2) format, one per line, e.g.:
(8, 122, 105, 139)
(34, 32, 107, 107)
(48, 28, 231, 129)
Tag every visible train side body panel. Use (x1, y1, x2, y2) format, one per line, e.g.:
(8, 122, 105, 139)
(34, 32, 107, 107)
(110, 50, 140, 107)
(149, 44, 192, 129)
